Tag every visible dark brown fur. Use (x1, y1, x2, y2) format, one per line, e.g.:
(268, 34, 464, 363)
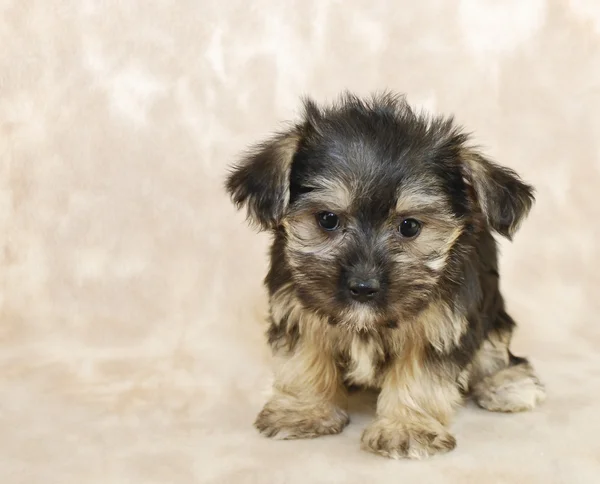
(226, 92, 545, 459)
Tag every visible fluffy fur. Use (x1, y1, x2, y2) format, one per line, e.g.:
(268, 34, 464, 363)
(225, 92, 545, 459)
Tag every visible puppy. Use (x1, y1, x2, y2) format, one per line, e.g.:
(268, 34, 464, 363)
(225, 92, 545, 459)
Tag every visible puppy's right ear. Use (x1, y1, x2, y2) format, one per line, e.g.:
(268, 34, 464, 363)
(226, 98, 323, 230)
(225, 128, 303, 231)
(226, 99, 323, 230)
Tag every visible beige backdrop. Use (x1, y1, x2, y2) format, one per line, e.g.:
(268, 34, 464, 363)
(1, 0, 600, 483)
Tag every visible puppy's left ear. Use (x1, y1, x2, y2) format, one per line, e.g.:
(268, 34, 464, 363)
(225, 129, 302, 231)
(461, 149, 535, 239)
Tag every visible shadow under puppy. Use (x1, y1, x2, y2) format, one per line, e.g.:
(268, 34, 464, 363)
(225, 93, 545, 459)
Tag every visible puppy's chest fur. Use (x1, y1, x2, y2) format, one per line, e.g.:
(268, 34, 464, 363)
(266, 280, 480, 391)
(268, 284, 396, 387)
(338, 335, 389, 388)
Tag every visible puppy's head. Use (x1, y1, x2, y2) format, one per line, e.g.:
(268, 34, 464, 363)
(226, 93, 534, 330)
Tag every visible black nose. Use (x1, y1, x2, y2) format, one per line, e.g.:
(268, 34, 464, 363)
(348, 278, 380, 303)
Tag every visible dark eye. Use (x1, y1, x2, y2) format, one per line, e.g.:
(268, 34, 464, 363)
(399, 218, 421, 238)
(316, 211, 340, 231)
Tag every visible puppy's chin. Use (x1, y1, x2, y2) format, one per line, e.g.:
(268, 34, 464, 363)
(331, 305, 392, 332)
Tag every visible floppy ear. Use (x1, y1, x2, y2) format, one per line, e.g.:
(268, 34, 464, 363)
(461, 149, 535, 239)
(225, 128, 302, 231)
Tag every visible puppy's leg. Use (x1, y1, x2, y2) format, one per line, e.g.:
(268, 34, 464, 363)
(361, 351, 462, 459)
(471, 326, 546, 412)
(473, 353, 546, 413)
(255, 340, 348, 440)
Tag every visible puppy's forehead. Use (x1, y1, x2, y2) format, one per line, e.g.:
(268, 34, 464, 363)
(302, 137, 449, 216)
(395, 178, 449, 212)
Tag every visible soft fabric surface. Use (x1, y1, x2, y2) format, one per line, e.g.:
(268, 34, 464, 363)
(1, 1, 599, 482)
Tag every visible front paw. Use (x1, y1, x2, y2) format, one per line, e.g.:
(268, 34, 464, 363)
(255, 397, 349, 440)
(361, 417, 456, 459)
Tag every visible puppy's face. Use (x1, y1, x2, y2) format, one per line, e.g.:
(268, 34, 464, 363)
(227, 94, 534, 330)
(283, 121, 468, 329)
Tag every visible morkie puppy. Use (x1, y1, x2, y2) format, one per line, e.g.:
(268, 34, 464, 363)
(225, 92, 545, 459)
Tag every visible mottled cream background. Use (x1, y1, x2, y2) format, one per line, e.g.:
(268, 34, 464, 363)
(1, 0, 599, 482)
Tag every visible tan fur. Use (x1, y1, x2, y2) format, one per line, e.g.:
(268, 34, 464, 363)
(245, 132, 301, 229)
(282, 178, 353, 262)
(255, 395, 349, 440)
(395, 184, 448, 213)
(460, 149, 492, 221)
(267, 284, 303, 354)
(376, 339, 462, 424)
(262, 283, 547, 457)
(425, 255, 446, 272)
(285, 173, 464, 280)
(256, 312, 350, 439)
(264, 267, 544, 457)
(345, 335, 381, 386)
(269, 283, 299, 326)
(283, 214, 343, 261)
(336, 305, 382, 332)
(361, 333, 462, 459)
(421, 301, 468, 354)
(264, 288, 470, 456)
(308, 176, 353, 211)
(469, 329, 511, 384)
(394, 221, 462, 273)
(468, 329, 545, 412)
(361, 415, 457, 460)
(457, 365, 473, 393)
(460, 148, 534, 238)
(473, 362, 546, 413)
